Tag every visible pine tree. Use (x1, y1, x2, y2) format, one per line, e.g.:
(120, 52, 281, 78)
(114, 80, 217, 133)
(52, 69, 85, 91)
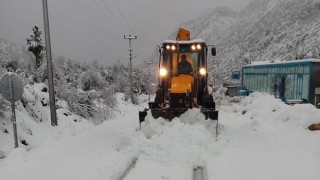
(26, 26, 44, 70)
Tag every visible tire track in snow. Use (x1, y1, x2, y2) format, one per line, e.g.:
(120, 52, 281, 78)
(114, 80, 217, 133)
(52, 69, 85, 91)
(117, 158, 137, 180)
(118, 109, 213, 180)
(119, 158, 196, 180)
(119, 158, 208, 180)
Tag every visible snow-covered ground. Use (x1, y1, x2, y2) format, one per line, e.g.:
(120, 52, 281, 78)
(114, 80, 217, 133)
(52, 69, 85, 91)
(0, 88, 320, 180)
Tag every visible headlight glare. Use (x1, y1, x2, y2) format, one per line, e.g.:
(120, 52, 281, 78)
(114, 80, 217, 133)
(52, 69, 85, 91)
(191, 45, 196, 50)
(171, 45, 176, 50)
(199, 68, 206, 75)
(196, 44, 201, 50)
(160, 68, 168, 77)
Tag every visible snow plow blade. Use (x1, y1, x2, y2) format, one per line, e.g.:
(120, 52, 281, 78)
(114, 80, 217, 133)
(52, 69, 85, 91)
(139, 103, 219, 123)
(139, 107, 187, 124)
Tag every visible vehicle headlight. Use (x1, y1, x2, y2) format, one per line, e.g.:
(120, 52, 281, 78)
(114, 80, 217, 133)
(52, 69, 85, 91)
(191, 45, 196, 50)
(166, 45, 170, 50)
(171, 45, 176, 50)
(160, 68, 168, 77)
(199, 68, 206, 75)
(196, 44, 201, 50)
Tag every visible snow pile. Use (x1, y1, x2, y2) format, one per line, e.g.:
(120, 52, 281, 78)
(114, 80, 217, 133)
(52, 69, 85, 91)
(139, 108, 216, 166)
(0, 82, 92, 156)
(240, 92, 320, 128)
(0, 92, 320, 180)
(212, 86, 243, 106)
(208, 92, 320, 180)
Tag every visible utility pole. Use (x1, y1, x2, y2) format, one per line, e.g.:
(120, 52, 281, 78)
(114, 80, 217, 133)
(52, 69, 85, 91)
(124, 35, 137, 104)
(42, 0, 57, 126)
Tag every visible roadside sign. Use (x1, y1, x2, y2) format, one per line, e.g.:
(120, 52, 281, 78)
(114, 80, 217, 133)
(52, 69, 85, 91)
(0, 72, 23, 148)
(0, 72, 24, 102)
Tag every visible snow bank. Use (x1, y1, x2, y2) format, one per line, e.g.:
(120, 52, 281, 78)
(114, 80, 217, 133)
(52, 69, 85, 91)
(240, 92, 320, 128)
(207, 92, 320, 180)
(1, 91, 320, 180)
(0, 82, 93, 156)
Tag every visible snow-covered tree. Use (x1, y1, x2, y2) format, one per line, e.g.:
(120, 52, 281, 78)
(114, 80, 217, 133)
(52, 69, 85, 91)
(0, 96, 7, 118)
(26, 26, 44, 70)
(0, 48, 11, 72)
(79, 70, 105, 91)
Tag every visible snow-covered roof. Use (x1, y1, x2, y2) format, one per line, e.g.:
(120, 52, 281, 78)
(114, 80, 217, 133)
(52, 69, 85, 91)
(162, 39, 206, 44)
(244, 59, 320, 67)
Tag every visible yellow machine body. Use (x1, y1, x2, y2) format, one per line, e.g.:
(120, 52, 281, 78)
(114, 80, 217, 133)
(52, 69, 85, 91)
(139, 27, 218, 125)
(171, 75, 194, 93)
(176, 28, 190, 41)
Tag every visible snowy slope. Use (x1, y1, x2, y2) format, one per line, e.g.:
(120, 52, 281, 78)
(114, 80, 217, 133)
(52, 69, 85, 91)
(0, 83, 92, 155)
(178, 0, 320, 84)
(1, 91, 320, 180)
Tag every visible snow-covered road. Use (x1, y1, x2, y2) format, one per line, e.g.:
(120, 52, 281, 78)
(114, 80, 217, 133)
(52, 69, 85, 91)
(0, 93, 320, 180)
(124, 159, 193, 180)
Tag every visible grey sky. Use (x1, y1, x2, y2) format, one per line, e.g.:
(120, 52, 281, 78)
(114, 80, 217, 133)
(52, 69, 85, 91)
(0, 0, 251, 66)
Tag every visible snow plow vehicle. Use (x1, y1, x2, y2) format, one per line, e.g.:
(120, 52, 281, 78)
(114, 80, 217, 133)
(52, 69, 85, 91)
(139, 28, 218, 126)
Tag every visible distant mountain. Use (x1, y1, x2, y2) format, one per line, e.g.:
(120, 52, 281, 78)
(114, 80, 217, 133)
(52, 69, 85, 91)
(179, 0, 320, 84)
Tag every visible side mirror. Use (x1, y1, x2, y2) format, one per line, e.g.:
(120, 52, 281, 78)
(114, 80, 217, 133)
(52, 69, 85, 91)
(211, 47, 216, 56)
(156, 45, 161, 53)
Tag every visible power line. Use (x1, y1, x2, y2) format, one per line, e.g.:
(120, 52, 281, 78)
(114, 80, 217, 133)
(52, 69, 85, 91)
(70, 0, 117, 40)
(110, 0, 135, 34)
(78, 0, 122, 36)
(68, 0, 112, 41)
(72, 0, 108, 31)
(69, 0, 107, 38)
(98, 0, 127, 30)
(91, 0, 125, 35)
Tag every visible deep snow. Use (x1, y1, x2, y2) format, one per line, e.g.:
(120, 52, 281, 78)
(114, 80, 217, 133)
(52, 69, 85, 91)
(0, 87, 320, 180)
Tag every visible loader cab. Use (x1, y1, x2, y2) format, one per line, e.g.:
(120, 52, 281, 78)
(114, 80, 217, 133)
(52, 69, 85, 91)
(159, 40, 208, 79)
(158, 40, 210, 107)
